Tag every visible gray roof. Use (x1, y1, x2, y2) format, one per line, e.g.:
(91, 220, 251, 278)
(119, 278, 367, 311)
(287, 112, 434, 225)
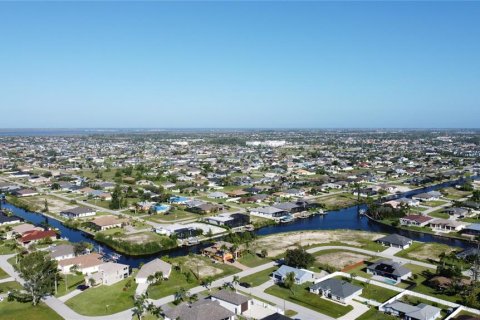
(272, 265, 312, 281)
(48, 244, 75, 259)
(61, 206, 95, 215)
(309, 278, 362, 299)
(261, 313, 292, 320)
(136, 258, 171, 280)
(377, 234, 412, 247)
(211, 289, 250, 305)
(384, 301, 441, 320)
(162, 299, 234, 320)
(367, 260, 411, 277)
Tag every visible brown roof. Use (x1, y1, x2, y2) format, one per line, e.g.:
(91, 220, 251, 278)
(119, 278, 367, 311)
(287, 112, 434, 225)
(402, 215, 433, 223)
(58, 253, 103, 269)
(91, 215, 123, 227)
(20, 229, 56, 243)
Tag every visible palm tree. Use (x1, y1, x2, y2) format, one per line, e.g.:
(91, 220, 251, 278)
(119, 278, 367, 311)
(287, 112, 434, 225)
(284, 272, 296, 295)
(147, 275, 155, 284)
(174, 287, 187, 303)
(232, 275, 240, 287)
(132, 294, 148, 320)
(154, 271, 164, 284)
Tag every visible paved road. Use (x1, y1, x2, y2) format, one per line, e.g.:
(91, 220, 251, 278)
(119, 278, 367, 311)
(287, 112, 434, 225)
(0, 244, 444, 320)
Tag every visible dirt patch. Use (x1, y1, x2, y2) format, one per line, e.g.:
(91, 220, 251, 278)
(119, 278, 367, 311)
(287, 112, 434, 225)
(24, 196, 72, 213)
(316, 251, 371, 269)
(253, 230, 383, 257)
(184, 257, 223, 278)
(406, 243, 456, 262)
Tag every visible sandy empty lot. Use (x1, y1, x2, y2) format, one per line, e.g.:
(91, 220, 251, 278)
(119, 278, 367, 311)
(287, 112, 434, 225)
(316, 251, 372, 269)
(184, 257, 222, 278)
(253, 230, 383, 257)
(24, 195, 72, 213)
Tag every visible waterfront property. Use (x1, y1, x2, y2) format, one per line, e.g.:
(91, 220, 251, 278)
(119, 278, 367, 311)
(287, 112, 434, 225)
(60, 206, 96, 219)
(85, 262, 130, 286)
(135, 258, 172, 283)
(400, 215, 433, 227)
(377, 234, 413, 249)
(58, 253, 104, 274)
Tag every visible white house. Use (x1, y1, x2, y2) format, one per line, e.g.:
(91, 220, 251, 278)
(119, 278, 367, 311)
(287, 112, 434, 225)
(136, 259, 172, 284)
(210, 290, 251, 315)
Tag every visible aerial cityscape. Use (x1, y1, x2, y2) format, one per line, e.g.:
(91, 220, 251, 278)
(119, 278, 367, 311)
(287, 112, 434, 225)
(1, 2, 480, 320)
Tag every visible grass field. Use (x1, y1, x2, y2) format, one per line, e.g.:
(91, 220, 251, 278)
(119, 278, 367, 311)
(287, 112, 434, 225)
(265, 283, 353, 318)
(239, 267, 276, 287)
(55, 273, 85, 298)
(395, 241, 457, 262)
(0, 281, 23, 292)
(355, 308, 398, 320)
(0, 267, 9, 280)
(65, 277, 137, 316)
(237, 252, 270, 268)
(0, 301, 63, 320)
(336, 277, 399, 303)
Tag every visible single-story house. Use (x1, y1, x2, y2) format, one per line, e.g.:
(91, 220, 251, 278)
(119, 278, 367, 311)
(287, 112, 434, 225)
(429, 219, 466, 232)
(13, 188, 38, 197)
(0, 212, 21, 226)
(462, 224, 480, 236)
(397, 198, 420, 207)
(162, 299, 235, 320)
(366, 260, 411, 283)
(204, 213, 250, 228)
(149, 204, 171, 214)
(249, 206, 289, 220)
(48, 244, 76, 261)
(154, 224, 199, 239)
(89, 215, 125, 231)
(309, 278, 363, 304)
(376, 234, 413, 249)
(381, 301, 441, 320)
(272, 265, 315, 284)
(400, 215, 433, 227)
(412, 191, 441, 202)
(5, 223, 40, 240)
(210, 290, 251, 315)
(444, 207, 470, 217)
(261, 313, 292, 320)
(136, 258, 172, 284)
(86, 262, 129, 286)
(60, 206, 96, 219)
(208, 192, 229, 199)
(19, 229, 57, 246)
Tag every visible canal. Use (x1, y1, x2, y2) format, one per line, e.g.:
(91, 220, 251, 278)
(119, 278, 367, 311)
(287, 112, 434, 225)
(3, 177, 478, 268)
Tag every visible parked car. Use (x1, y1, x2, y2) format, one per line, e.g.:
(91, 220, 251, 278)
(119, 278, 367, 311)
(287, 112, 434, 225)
(77, 285, 90, 291)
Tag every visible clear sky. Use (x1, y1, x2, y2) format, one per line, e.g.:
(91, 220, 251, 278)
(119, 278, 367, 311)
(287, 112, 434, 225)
(1, 2, 479, 128)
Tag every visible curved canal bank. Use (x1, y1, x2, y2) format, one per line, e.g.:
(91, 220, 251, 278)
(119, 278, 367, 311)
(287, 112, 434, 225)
(3, 176, 478, 268)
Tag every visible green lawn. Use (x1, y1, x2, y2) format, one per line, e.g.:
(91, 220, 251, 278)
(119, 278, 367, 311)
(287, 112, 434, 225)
(428, 210, 450, 219)
(0, 301, 63, 320)
(237, 252, 270, 268)
(65, 277, 137, 316)
(265, 283, 353, 318)
(423, 200, 449, 207)
(0, 281, 23, 293)
(145, 209, 198, 222)
(355, 308, 398, 320)
(0, 240, 16, 254)
(55, 273, 86, 298)
(404, 263, 463, 303)
(239, 267, 276, 287)
(0, 267, 9, 280)
(147, 269, 199, 299)
(336, 277, 399, 303)
(395, 241, 456, 263)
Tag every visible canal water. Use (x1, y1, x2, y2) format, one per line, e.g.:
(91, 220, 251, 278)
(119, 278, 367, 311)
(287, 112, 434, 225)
(3, 177, 478, 268)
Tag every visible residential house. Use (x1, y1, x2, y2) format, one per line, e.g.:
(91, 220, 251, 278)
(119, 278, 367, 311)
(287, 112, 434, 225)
(86, 262, 130, 286)
(400, 215, 433, 227)
(210, 290, 251, 315)
(162, 299, 235, 320)
(60, 206, 96, 219)
(13, 188, 38, 197)
(381, 301, 441, 320)
(249, 206, 289, 220)
(19, 229, 57, 246)
(271, 265, 315, 284)
(89, 215, 125, 231)
(376, 234, 413, 249)
(208, 192, 229, 199)
(136, 258, 172, 284)
(204, 213, 250, 228)
(429, 219, 467, 232)
(366, 260, 412, 283)
(58, 253, 104, 274)
(309, 278, 363, 304)
(0, 212, 21, 226)
(5, 223, 40, 240)
(154, 224, 199, 239)
(47, 244, 76, 261)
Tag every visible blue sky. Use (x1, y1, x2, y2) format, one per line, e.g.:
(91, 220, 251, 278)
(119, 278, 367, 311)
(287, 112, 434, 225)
(0, 2, 479, 128)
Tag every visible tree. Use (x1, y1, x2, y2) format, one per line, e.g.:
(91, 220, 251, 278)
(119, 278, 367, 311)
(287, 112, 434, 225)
(132, 294, 148, 320)
(43, 199, 49, 213)
(15, 251, 59, 305)
(473, 190, 480, 202)
(110, 185, 123, 210)
(74, 242, 92, 256)
(284, 272, 296, 295)
(174, 287, 187, 304)
(260, 249, 268, 258)
(284, 248, 314, 269)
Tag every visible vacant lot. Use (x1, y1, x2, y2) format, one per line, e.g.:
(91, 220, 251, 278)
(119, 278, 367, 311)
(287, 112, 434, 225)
(316, 251, 371, 269)
(19, 195, 72, 213)
(396, 242, 458, 262)
(254, 230, 384, 257)
(122, 231, 162, 244)
(184, 256, 223, 278)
